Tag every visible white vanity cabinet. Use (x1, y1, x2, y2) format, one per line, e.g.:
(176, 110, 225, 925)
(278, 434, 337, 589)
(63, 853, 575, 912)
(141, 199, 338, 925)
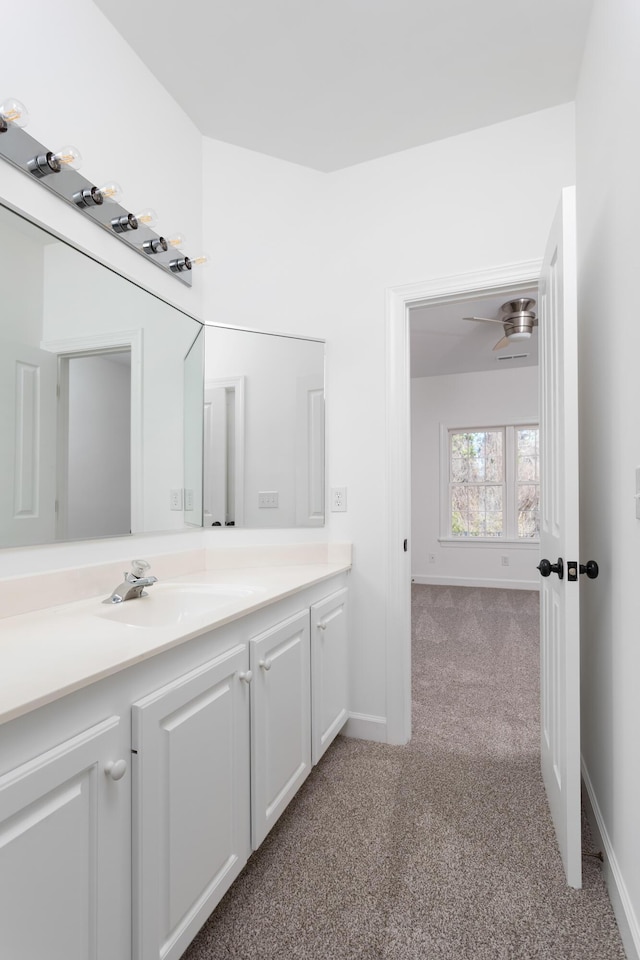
(310, 587, 349, 764)
(131, 642, 251, 960)
(0, 714, 130, 960)
(0, 568, 349, 960)
(249, 608, 312, 848)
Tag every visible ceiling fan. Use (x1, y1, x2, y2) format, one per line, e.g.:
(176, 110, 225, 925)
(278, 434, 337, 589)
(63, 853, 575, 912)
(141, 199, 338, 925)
(464, 297, 537, 351)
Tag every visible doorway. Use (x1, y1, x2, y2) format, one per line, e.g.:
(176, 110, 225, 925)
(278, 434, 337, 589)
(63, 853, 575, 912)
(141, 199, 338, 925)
(57, 349, 132, 540)
(384, 260, 543, 745)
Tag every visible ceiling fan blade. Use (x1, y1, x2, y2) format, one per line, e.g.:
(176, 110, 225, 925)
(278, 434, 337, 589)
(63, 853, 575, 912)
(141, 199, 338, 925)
(493, 336, 511, 351)
(464, 316, 504, 324)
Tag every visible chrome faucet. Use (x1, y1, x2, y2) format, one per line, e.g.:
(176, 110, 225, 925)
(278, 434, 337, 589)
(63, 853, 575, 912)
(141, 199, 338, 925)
(103, 559, 158, 604)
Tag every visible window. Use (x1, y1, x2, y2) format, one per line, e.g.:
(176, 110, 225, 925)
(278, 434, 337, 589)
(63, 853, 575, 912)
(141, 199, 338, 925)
(446, 425, 539, 540)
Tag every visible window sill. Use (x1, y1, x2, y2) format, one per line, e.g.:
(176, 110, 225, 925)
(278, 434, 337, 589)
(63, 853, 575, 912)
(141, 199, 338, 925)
(437, 538, 539, 549)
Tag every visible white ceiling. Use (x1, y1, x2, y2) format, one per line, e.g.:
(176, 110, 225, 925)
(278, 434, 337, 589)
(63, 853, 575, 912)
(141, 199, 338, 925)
(94, 0, 591, 172)
(410, 288, 539, 378)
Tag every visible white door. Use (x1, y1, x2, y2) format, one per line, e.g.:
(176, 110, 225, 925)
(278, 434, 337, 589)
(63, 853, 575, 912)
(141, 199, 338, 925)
(0, 341, 57, 545)
(538, 185, 582, 888)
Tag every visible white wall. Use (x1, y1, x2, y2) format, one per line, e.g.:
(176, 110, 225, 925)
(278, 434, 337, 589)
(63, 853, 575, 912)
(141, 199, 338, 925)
(576, 0, 640, 954)
(202, 104, 575, 736)
(411, 368, 539, 588)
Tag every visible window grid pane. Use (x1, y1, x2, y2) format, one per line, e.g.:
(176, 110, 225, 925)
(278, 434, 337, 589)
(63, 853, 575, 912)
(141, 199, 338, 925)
(449, 430, 504, 537)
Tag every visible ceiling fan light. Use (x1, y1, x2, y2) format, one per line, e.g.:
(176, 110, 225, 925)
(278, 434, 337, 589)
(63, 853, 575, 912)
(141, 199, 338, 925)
(509, 331, 532, 341)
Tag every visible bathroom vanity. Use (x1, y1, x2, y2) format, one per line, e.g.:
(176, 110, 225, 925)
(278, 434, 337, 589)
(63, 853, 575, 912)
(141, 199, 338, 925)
(0, 546, 350, 960)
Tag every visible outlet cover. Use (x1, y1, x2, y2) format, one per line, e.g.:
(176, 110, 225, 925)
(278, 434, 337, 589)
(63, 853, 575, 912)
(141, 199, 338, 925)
(258, 491, 279, 509)
(331, 487, 347, 512)
(170, 488, 183, 511)
(501, 555, 509, 566)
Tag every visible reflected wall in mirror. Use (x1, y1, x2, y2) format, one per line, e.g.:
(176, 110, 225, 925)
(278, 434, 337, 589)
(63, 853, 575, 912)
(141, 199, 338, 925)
(202, 326, 325, 528)
(0, 201, 202, 548)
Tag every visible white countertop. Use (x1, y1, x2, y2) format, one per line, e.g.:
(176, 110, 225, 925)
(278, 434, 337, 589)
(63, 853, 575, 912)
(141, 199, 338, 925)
(0, 560, 350, 727)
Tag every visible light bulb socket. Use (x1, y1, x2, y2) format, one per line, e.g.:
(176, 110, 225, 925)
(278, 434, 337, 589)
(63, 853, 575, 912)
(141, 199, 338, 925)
(143, 236, 168, 255)
(27, 152, 61, 177)
(73, 186, 104, 207)
(169, 256, 192, 273)
(0, 118, 7, 134)
(111, 213, 138, 233)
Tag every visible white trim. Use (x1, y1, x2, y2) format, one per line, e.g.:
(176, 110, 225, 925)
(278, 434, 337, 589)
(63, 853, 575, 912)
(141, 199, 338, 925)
(385, 259, 542, 745)
(582, 760, 640, 960)
(204, 376, 245, 527)
(342, 712, 388, 742)
(412, 575, 539, 591)
(42, 329, 144, 534)
(438, 538, 539, 548)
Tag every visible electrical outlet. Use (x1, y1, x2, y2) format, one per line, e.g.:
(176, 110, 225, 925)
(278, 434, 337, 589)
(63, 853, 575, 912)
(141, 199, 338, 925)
(184, 488, 194, 511)
(428, 553, 436, 563)
(258, 491, 279, 509)
(501, 555, 509, 566)
(170, 488, 183, 511)
(331, 487, 347, 512)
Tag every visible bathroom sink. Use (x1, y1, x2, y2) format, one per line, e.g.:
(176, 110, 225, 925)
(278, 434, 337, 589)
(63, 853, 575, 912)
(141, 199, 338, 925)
(96, 583, 263, 628)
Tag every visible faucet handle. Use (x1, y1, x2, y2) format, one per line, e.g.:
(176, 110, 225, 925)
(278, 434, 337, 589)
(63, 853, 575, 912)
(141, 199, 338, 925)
(131, 558, 151, 578)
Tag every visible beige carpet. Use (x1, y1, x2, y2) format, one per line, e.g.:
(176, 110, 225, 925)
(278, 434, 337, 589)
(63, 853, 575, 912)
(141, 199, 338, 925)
(183, 584, 626, 960)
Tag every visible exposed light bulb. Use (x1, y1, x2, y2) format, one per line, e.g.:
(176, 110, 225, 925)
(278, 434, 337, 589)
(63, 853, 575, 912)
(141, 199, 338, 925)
(28, 144, 82, 177)
(51, 145, 82, 171)
(0, 98, 29, 128)
(97, 181, 123, 202)
(166, 232, 185, 248)
(135, 208, 158, 228)
(169, 252, 210, 273)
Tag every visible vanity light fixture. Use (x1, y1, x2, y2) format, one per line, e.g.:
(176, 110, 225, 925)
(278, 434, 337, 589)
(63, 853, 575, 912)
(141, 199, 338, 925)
(0, 98, 29, 132)
(73, 182, 123, 208)
(170, 252, 210, 273)
(143, 236, 168, 254)
(0, 97, 192, 285)
(27, 145, 82, 178)
(112, 213, 138, 233)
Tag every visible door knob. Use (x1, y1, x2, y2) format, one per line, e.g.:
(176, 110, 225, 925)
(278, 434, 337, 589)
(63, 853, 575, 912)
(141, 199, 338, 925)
(537, 557, 564, 579)
(105, 759, 127, 781)
(259, 658, 272, 671)
(580, 560, 599, 579)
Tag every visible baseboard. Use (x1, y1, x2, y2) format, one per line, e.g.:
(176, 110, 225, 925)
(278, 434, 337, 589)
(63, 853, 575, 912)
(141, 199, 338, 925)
(412, 574, 539, 591)
(342, 712, 387, 743)
(582, 759, 640, 960)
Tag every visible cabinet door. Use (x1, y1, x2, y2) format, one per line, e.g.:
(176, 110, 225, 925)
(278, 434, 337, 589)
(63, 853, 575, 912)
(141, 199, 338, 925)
(0, 716, 129, 960)
(132, 644, 250, 960)
(250, 609, 311, 849)
(311, 587, 349, 764)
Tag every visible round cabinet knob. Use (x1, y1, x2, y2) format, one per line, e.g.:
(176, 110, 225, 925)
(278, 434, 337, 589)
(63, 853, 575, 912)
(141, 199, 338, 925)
(105, 759, 127, 781)
(239, 670, 253, 683)
(259, 658, 272, 671)
(317, 622, 327, 631)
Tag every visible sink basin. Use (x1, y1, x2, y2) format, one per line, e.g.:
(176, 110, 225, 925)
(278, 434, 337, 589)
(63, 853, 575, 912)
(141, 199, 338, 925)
(96, 583, 263, 628)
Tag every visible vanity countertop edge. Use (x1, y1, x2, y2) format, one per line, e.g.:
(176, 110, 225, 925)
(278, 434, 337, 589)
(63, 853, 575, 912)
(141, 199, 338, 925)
(0, 552, 351, 727)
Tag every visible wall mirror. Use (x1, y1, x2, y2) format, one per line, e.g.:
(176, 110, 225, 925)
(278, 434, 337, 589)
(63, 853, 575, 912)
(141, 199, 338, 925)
(200, 326, 325, 529)
(0, 199, 325, 549)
